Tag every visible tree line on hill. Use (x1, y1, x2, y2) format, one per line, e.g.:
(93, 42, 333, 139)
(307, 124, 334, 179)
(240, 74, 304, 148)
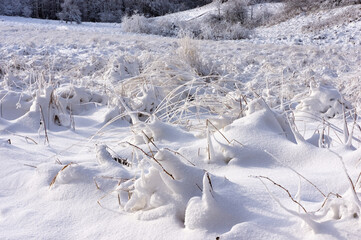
(0, 0, 212, 23)
(0, 0, 359, 24)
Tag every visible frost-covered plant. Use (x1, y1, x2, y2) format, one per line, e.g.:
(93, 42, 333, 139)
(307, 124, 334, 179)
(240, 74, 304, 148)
(247, 4, 274, 27)
(253, 150, 361, 233)
(121, 14, 151, 34)
(121, 14, 179, 37)
(149, 18, 179, 37)
(103, 55, 142, 85)
(180, 14, 251, 40)
(118, 142, 246, 231)
(57, 0, 82, 24)
(112, 37, 242, 125)
(223, 0, 249, 24)
(204, 21, 252, 40)
(176, 36, 212, 76)
(121, 148, 204, 220)
(182, 0, 252, 40)
(121, 0, 252, 40)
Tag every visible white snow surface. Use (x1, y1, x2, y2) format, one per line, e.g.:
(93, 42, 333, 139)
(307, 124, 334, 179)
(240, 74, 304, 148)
(1, 4, 361, 240)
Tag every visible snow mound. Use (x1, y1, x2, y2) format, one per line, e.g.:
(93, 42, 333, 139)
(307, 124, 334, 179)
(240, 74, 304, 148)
(295, 83, 351, 119)
(184, 173, 247, 232)
(131, 117, 196, 145)
(123, 149, 204, 221)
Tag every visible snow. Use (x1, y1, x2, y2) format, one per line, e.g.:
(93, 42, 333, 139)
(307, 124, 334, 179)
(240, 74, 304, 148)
(154, 2, 218, 22)
(254, 4, 361, 46)
(1, 3, 361, 240)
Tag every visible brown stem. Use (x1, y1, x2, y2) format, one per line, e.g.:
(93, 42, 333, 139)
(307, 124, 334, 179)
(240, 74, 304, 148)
(126, 142, 175, 180)
(252, 175, 308, 213)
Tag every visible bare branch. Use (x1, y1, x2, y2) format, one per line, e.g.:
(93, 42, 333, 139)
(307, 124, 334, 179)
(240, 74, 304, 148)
(264, 150, 326, 197)
(251, 175, 308, 213)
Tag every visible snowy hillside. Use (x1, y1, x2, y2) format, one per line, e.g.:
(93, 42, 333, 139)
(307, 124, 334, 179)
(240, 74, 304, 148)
(1, 2, 361, 240)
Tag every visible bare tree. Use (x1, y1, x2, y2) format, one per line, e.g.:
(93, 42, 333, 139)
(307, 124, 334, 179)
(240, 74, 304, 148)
(57, 0, 82, 24)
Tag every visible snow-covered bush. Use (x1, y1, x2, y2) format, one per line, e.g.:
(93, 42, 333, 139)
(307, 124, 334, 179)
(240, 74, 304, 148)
(121, 0, 252, 40)
(247, 4, 274, 27)
(121, 14, 179, 37)
(198, 18, 252, 40)
(121, 14, 151, 34)
(191, 0, 252, 40)
(178, 13, 252, 40)
(223, 0, 248, 24)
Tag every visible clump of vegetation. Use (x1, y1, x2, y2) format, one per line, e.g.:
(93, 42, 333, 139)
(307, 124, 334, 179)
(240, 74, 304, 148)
(122, 0, 258, 40)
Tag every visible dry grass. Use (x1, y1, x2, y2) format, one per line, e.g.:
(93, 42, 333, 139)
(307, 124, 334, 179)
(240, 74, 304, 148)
(39, 104, 50, 145)
(126, 142, 175, 180)
(5, 130, 38, 145)
(251, 175, 308, 213)
(49, 162, 75, 188)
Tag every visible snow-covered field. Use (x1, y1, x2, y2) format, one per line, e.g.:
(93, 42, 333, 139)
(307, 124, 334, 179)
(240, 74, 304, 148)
(1, 4, 361, 239)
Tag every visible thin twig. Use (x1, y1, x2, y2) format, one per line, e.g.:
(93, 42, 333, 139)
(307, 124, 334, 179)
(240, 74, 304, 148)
(251, 175, 308, 213)
(126, 142, 175, 180)
(206, 172, 213, 191)
(39, 104, 49, 145)
(94, 177, 100, 190)
(206, 119, 231, 144)
(118, 194, 121, 207)
(196, 183, 203, 192)
(313, 192, 342, 213)
(164, 147, 196, 166)
(5, 130, 38, 145)
(24, 164, 37, 168)
(231, 139, 244, 146)
(55, 158, 62, 165)
(142, 131, 160, 151)
(355, 172, 361, 188)
(328, 149, 361, 209)
(264, 150, 326, 197)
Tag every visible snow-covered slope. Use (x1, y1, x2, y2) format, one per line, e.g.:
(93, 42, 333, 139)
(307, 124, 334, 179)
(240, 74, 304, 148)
(1, 3, 361, 239)
(156, 2, 217, 22)
(254, 4, 361, 46)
